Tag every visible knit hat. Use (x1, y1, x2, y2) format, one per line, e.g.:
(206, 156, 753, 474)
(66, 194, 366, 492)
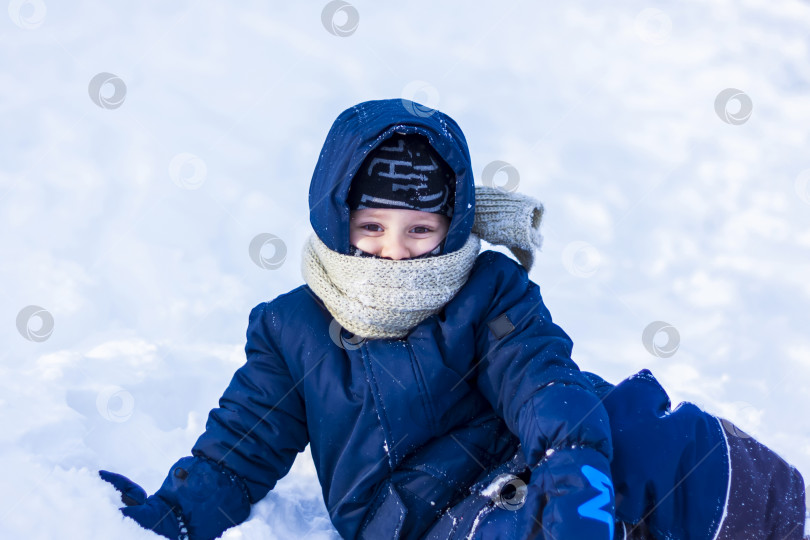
(347, 132, 455, 258)
(347, 133, 455, 216)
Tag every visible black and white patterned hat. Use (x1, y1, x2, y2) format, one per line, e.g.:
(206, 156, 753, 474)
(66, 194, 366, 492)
(347, 132, 455, 218)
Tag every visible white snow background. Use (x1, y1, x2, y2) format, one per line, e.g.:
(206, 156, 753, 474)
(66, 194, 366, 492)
(2, 1, 809, 538)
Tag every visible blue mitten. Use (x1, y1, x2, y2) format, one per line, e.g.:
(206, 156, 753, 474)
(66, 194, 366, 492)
(518, 446, 616, 540)
(100, 456, 252, 540)
(99, 470, 185, 539)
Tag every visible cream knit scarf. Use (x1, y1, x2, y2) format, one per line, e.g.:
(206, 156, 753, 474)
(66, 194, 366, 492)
(301, 186, 544, 339)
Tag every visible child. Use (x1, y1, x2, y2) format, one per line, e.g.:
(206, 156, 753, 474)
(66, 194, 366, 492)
(100, 99, 806, 540)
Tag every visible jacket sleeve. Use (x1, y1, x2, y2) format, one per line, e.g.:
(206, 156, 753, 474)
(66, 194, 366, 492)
(472, 252, 611, 464)
(472, 252, 615, 539)
(191, 301, 310, 504)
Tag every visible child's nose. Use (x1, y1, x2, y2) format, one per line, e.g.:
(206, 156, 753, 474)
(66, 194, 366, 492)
(380, 237, 410, 260)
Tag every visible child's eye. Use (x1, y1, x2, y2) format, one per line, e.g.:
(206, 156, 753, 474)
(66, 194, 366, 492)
(411, 226, 433, 234)
(361, 224, 382, 232)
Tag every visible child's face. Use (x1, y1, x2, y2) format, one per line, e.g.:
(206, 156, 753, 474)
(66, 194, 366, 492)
(349, 208, 450, 260)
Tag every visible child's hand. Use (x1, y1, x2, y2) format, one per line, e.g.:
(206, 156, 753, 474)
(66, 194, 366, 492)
(520, 446, 616, 540)
(99, 469, 147, 506)
(99, 470, 186, 539)
(100, 456, 251, 540)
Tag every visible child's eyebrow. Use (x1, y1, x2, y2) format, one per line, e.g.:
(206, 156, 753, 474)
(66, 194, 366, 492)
(413, 218, 443, 225)
(350, 210, 446, 226)
(409, 217, 444, 226)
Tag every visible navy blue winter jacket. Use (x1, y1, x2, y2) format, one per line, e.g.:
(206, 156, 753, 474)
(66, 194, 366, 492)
(153, 100, 616, 539)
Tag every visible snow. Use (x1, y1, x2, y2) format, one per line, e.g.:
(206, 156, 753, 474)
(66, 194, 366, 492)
(2, 1, 810, 538)
(466, 504, 496, 539)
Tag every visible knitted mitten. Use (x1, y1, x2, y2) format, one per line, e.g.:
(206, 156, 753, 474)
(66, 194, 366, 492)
(472, 185, 544, 272)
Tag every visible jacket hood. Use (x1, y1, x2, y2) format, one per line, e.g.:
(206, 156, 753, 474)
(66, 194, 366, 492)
(308, 99, 475, 255)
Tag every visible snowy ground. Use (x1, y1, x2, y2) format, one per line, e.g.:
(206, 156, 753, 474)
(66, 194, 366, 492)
(2, 1, 809, 538)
